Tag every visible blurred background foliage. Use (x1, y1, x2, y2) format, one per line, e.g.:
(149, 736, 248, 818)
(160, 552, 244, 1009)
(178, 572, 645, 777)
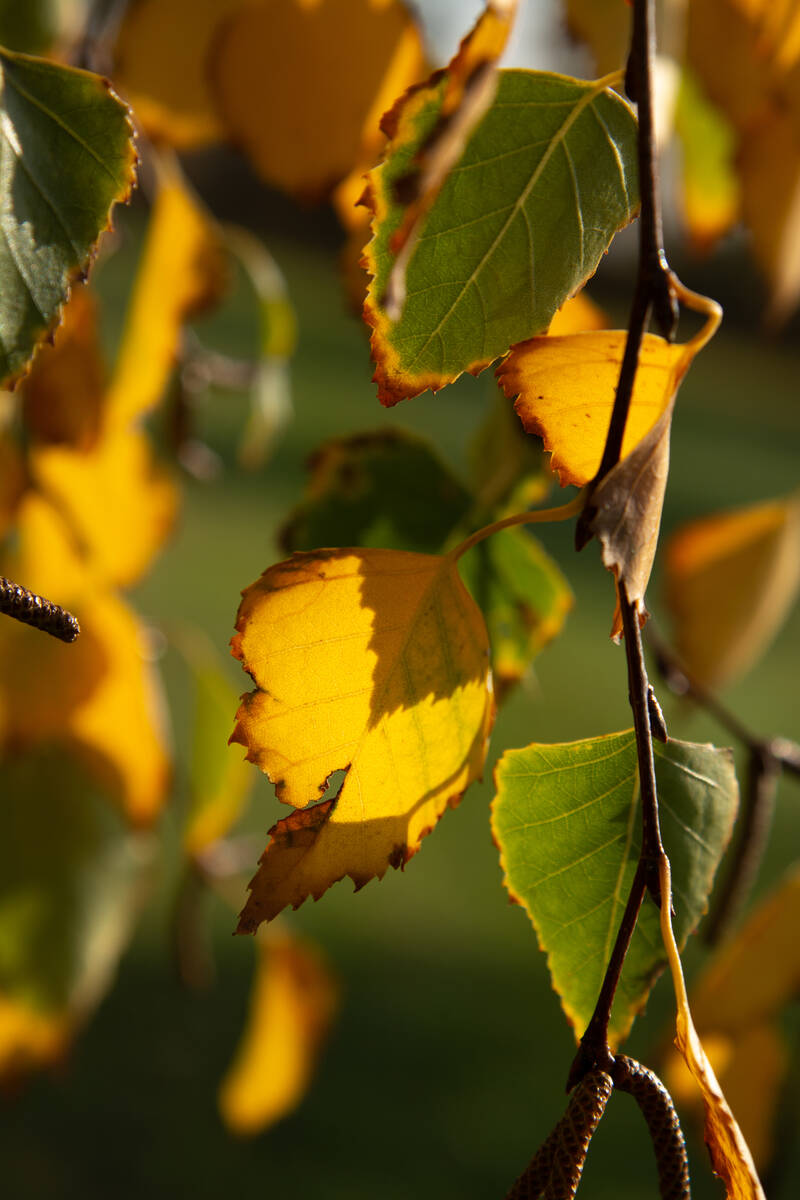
(1, 1, 799, 1198)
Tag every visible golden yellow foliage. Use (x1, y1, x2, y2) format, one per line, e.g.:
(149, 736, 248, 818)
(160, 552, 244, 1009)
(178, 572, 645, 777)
(212, 0, 426, 198)
(107, 171, 227, 429)
(547, 290, 607, 336)
(219, 932, 337, 1134)
(666, 493, 800, 687)
(0, 995, 69, 1079)
(231, 547, 493, 930)
(497, 331, 692, 487)
(0, 495, 170, 826)
(112, 0, 242, 147)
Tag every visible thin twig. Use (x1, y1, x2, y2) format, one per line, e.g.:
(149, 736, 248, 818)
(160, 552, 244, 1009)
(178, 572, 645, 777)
(575, 0, 678, 550)
(0, 577, 80, 642)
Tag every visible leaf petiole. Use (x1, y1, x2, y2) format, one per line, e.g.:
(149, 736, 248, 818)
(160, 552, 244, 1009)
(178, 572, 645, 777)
(447, 490, 586, 561)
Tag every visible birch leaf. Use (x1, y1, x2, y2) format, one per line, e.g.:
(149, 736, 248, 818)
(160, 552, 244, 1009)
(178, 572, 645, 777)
(364, 70, 638, 403)
(497, 330, 693, 487)
(0, 47, 135, 386)
(665, 493, 800, 687)
(219, 932, 337, 1134)
(231, 547, 493, 931)
(492, 731, 737, 1044)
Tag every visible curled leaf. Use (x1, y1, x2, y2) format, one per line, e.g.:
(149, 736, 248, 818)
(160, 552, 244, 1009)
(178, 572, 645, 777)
(231, 547, 493, 930)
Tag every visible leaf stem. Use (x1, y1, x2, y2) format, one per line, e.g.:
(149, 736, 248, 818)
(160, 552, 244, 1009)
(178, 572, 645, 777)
(447, 491, 585, 561)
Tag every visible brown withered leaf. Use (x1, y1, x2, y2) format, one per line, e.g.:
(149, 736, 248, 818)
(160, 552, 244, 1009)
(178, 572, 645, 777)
(589, 402, 674, 639)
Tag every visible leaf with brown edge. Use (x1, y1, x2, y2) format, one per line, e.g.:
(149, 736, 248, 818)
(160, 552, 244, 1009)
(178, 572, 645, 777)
(497, 331, 693, 488)
(106, 165, 227, 430)
(379, 0, 518, 321)
(589, 400, 674, 639)
(665, 865, 800, 1170)
(219, 930, 337, 1134)
(665, 492, 800, 688)
(231, 547, 493, 931)
(211, 0, 426, 199)
(364, 69, 638, 404)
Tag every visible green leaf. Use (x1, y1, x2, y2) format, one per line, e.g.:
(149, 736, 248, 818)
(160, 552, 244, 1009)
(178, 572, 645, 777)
(364, 69, 639, 404)
(0, 750, 152, 1019)
(279, 428, 471, 555)
(459, 527, 572, 699)
(491, 731, 738, 1044)
(0, 47, 136, 386)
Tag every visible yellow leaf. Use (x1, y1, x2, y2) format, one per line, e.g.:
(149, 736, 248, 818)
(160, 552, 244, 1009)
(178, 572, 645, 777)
(112, 0, 242, 147)
(665, 493, 800, 687)
(211, 0, 426, 198)
(496, 331, 694, 488)
(674, 69, 740, 252)
(31, 427, 178, 590)
(666, 868, 800, 1171)
(219, 932, 337, 1134)
(107, 169, 227, 429)
(231, 547, 493, 930)
(564, 0, 630, 76)
(0, 495, 171, 826)
(659, 855, 765, 1199)
(738, 112, 800, 322)
(20, 284, 105, 450)
(546, 290, 608, 336)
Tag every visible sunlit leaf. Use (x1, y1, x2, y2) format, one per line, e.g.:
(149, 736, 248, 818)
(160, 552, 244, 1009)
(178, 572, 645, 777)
(459, 527, 572, 699)
(231, 547, 493, 930)
(179, 630, 253, 857)
(0, 47, 136, 386)
(547, 289, 607, 336)
(497, 331, 694, 487)
(379, 0, 518, 320)
(112, 0, 241, 147)
(674, 69, 739, 252)
(279, 429, 470, 556)
(666, 865, 800, 1170)
(665, 492, 800, 687)
(0, 750, 154, 1078)
(211, 0, 426, 198)
(492, 732, 738, 1043)
(0, 494, 171, 826)
(107, 167, 227, 429)
(219, 931, 337, 1134)
(364, 70, 638, 403)
(20, 284, 105, 449)
(659, 856, 765, 1198)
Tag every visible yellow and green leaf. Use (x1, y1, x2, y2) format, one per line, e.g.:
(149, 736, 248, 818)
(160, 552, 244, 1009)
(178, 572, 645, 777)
(231, 547, 494, 930)
(364, 69, 639, 403)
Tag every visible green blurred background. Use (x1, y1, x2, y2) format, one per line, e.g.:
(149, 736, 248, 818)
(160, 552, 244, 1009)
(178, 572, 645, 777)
(3, 2, 800, 1197)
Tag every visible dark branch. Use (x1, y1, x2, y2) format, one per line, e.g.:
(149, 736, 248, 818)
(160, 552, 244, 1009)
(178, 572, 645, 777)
(0, 576, 80, 643)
